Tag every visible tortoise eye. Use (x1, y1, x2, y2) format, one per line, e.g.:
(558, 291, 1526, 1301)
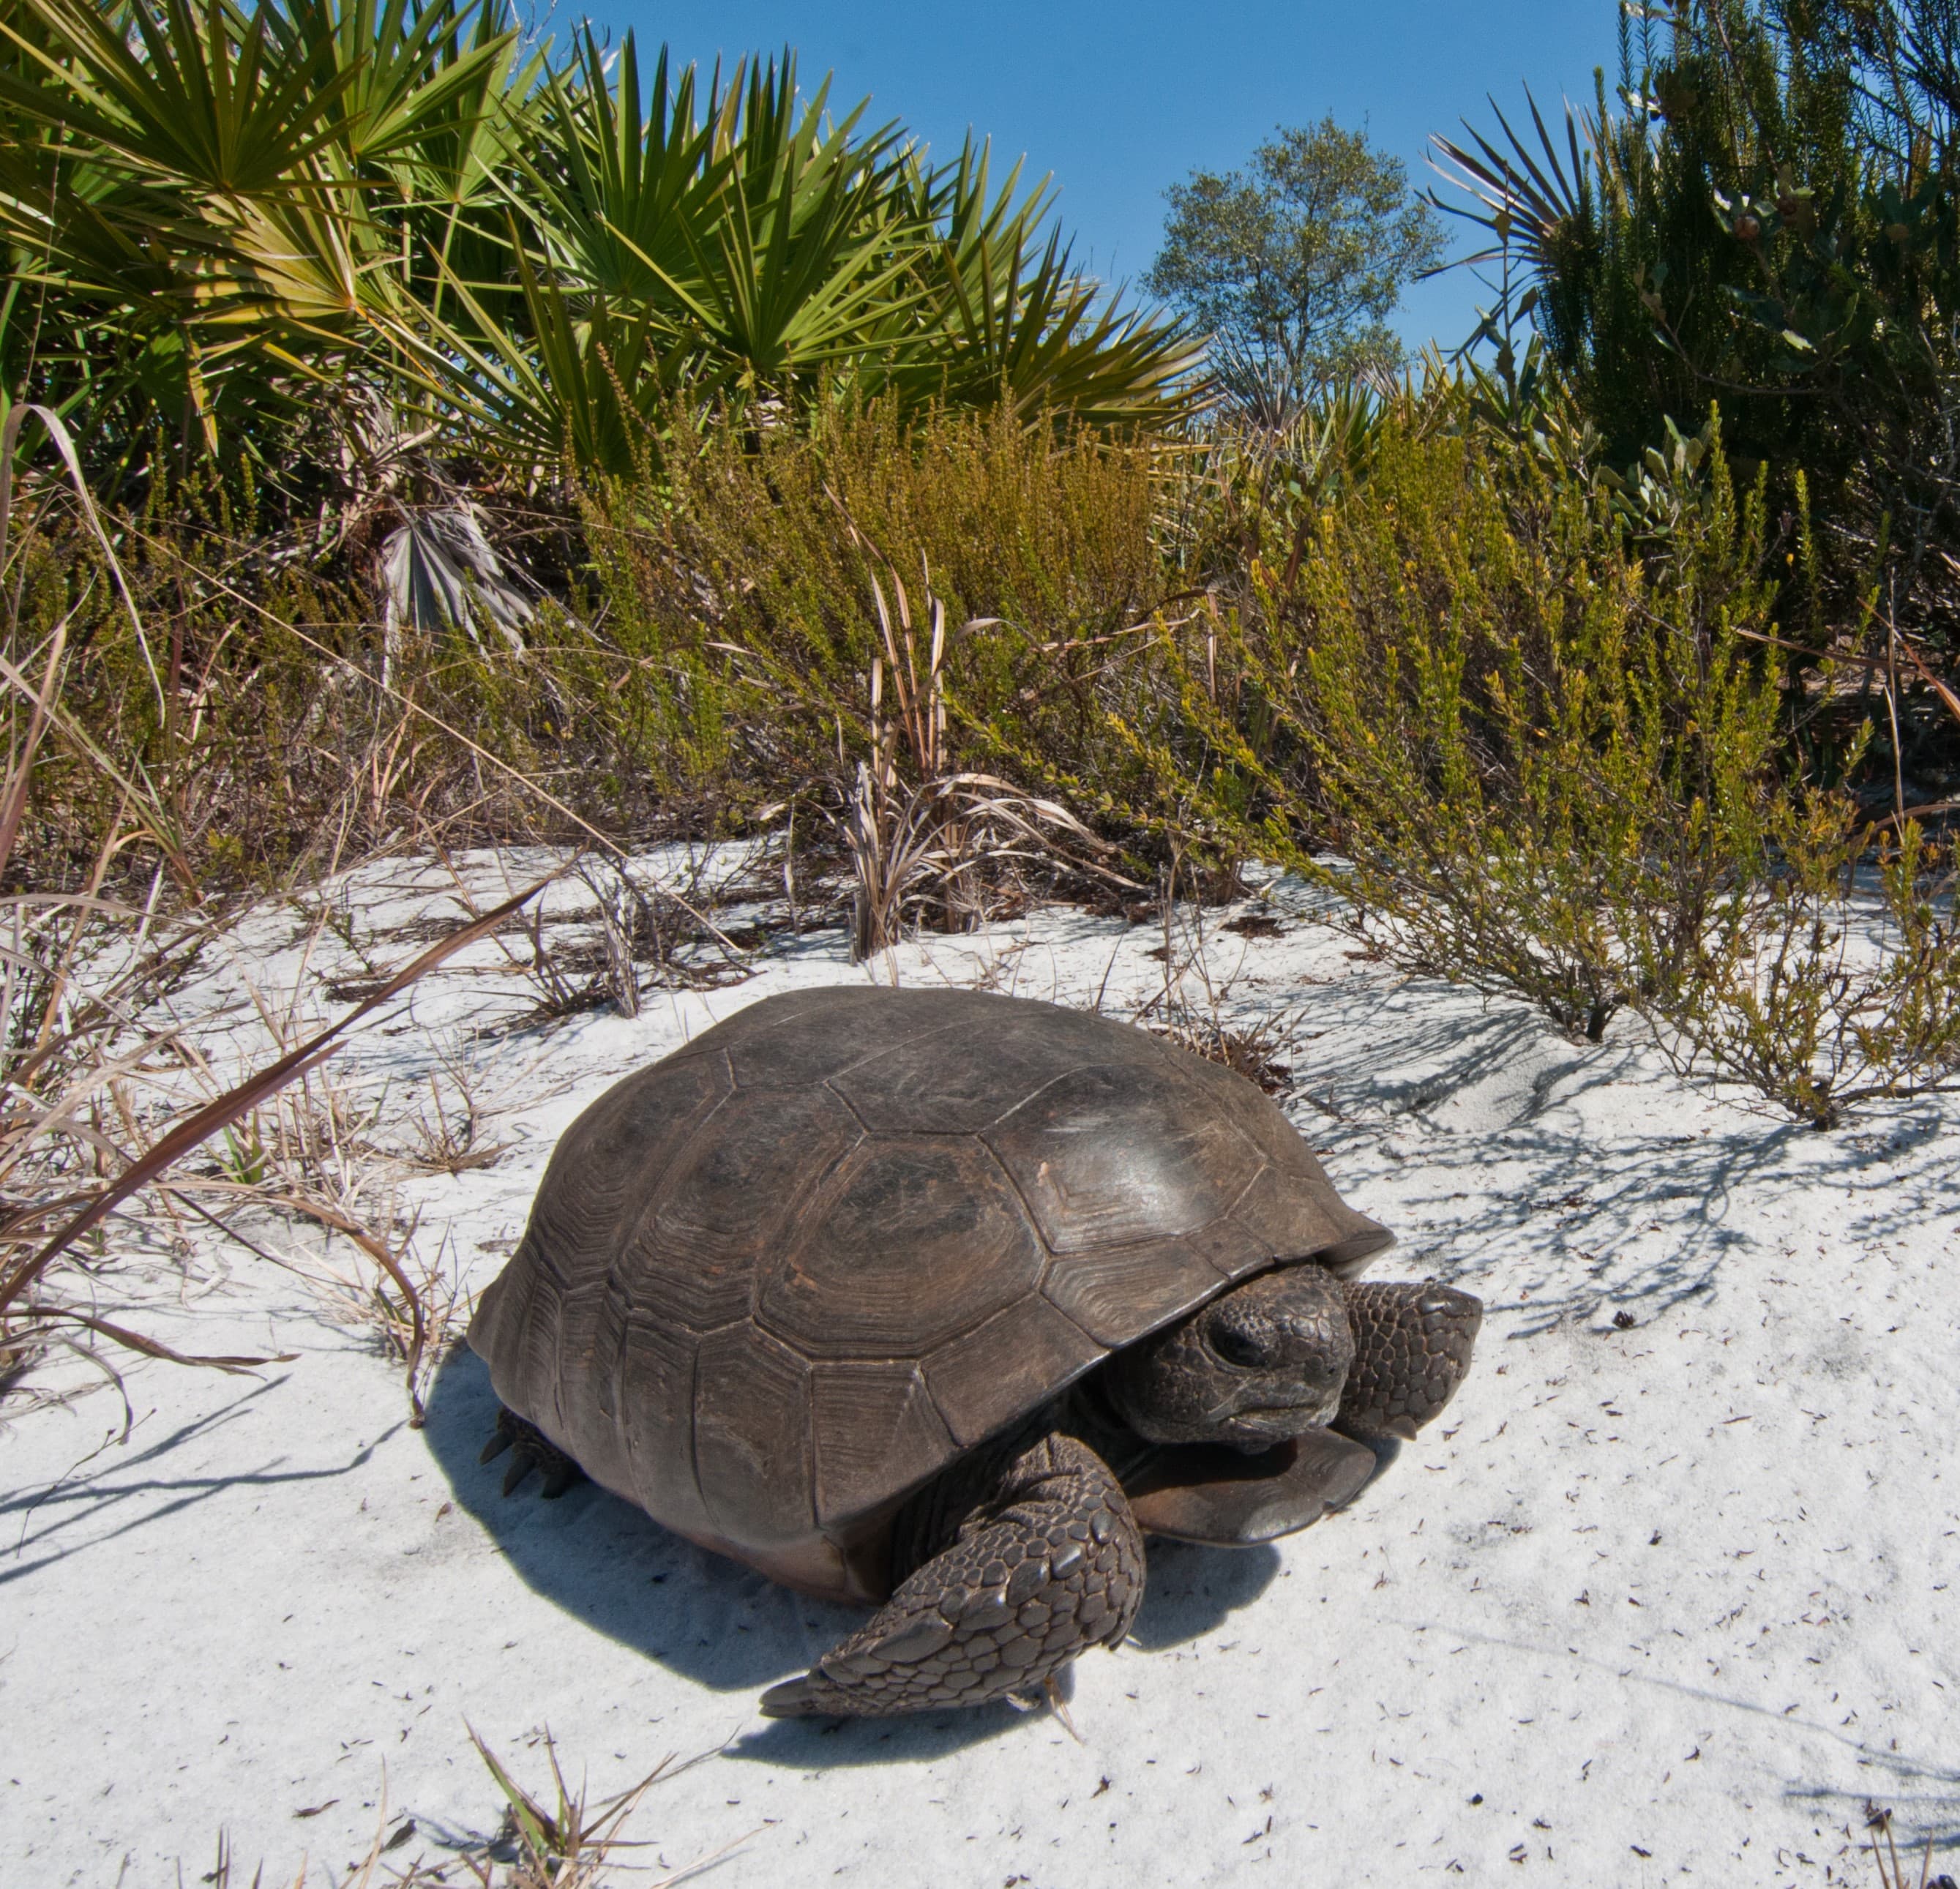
(1208, 1321, 1269, 1369)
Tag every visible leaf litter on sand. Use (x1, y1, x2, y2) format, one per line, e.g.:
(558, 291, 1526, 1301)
(5, 852, 1957, 1884)
(192, 1730, 752, 1889)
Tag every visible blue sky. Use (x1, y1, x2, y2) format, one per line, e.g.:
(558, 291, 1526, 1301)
(578, 0, 1627, 356)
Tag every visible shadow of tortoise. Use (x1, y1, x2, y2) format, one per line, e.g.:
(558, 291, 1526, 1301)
(422, 1343, 1285, 1759)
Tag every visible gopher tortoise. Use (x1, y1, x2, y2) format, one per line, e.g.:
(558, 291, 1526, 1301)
(469, 985, 1480, 1718)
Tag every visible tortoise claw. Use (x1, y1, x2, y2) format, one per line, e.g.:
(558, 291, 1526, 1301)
(484, 1406, 586, 1500)
(536, 1462, 580, 1500)
(759, 1673, 827, 1718)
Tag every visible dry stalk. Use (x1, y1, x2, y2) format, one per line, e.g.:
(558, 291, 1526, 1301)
(0, 410, 625, 1416)
(0, 875, 553, 1410)
(280, 1202, 466, 1422)
(198, 1784, 446, 1889)
(436, 848, 750, 1027)
(1864, 1805, 1953, 1889)
(0, 421, 564, 1405)
(1128, 864, 1295, 1093)
(841, 561, 1138, 961)
(573, 856, 647, 1017)
(396, 1055, 512, 1175)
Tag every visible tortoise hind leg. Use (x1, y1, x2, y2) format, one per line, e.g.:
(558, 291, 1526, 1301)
(760, 1432, 1143, 1718)
(479, 1405, 586, 1499)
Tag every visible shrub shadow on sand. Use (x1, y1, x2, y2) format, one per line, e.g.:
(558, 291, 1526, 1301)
(1274, 965, 1960, 1336)
(422, 1343, 1285, 1762)
(1, 1377, 386, 1587)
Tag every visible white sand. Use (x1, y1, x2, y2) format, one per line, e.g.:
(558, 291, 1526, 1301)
(4, 854, 1955, 1886)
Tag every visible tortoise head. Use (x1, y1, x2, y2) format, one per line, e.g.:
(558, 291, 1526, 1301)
(1101, 1264, 1356, 1450)
(1103, 1266, 1484, 1454)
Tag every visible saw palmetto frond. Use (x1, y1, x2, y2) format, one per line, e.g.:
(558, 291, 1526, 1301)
(2, 0, 1198, 487)
(1426, 89, 1598, 278)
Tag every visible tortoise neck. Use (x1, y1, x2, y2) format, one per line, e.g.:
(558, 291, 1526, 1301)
(1062, 1375, 1162, 1490)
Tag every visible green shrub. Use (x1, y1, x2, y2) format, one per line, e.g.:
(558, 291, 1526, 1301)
(1145, 410, 1960, 1123)
(1656, 792, 1960, 1124)
(585, 398, 1175, 810)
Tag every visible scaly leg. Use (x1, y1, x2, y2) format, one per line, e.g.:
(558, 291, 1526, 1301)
(760, 1431, 1143, 1718)
(1334, 1280, 1482, 1442)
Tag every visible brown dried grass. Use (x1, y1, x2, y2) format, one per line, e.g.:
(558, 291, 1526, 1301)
(0, 415, 564, 1416)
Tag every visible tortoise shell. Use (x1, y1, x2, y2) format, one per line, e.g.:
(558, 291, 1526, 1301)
(468, 986, 1392, 1604)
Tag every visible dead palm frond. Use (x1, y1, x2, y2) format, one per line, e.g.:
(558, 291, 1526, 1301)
(381, 501, 536, 657)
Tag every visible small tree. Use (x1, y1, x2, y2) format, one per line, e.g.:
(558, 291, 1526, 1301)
(1145, 118, 1444, 421)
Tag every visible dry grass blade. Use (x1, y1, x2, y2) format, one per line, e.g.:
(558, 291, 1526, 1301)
(1863, 1803, 1951, 1889)
(0, 613, 70, 874)
(114, 521, 633, 863)
(399, 1060, 510, 1173)
(23, 1306, 297, 1374)
(200, 1783, 449, 1888)
(189, 1725, 755, 1889)
(463, 1724, 750, 1888)
(0, 403, 164, 714)
(0, 873, 558, 1346)
(1896, 630, 1960, 732)
(254, 1189, 433, 1421)
(1129, 869, 1295, 1092)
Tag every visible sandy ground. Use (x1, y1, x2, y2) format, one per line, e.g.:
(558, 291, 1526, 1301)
(3, 853, 1956, 1887)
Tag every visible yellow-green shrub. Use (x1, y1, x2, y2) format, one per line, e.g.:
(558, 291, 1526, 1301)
(1145, 414, 1960, 1121)
(584, 398, 1175, 808)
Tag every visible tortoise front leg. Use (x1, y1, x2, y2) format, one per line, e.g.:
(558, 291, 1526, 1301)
(1334, 1279, 1482, 1443)
(760, 1432, 1143, 1718)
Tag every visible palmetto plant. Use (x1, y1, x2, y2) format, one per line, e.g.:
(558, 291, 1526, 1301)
(0, 0, 1199, 501)
(413, 29, 1204, 477)
(416, 37, 938, 476)
(1426, 89, 1598, 326)
(0, 0, 525, 479)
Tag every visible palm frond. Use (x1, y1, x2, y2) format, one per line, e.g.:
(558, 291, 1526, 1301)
(1, 0, 356, 196)
(1426, 89, 1598, 278)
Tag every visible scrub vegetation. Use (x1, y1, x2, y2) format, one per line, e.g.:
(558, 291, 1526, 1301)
(3, 0, 1960, 1409)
